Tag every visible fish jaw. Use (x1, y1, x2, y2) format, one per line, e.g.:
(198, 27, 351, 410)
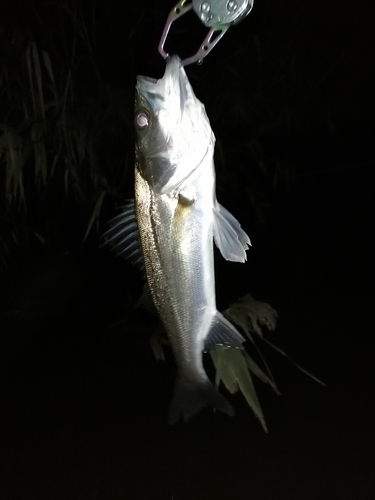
(134, 55, 215, 195)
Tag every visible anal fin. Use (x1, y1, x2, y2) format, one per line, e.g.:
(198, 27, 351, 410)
(204, 311, 245, 351)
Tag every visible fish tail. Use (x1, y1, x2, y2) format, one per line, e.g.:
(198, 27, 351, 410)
(168, 378, 234, 425)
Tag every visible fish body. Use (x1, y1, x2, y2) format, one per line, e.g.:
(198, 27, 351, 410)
(104, 56, 250, 423)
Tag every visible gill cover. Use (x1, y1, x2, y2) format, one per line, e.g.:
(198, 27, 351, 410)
(134, 55, 214, 195)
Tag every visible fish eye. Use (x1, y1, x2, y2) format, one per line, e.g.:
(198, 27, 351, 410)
(135, 111, 150, 130)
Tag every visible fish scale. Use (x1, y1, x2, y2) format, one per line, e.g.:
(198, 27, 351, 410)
(103, 55, 250, 423)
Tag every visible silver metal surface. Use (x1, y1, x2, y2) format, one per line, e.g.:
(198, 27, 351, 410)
(158, 0, 254, 65)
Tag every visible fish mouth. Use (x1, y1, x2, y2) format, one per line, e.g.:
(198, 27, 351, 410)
(136, 55, 189, 113)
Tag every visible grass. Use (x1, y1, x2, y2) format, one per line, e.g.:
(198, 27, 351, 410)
(0, 0, 341, 271)
(146, 294, 324, 430)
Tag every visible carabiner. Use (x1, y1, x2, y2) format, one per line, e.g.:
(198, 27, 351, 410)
(158, 0, 254, 66)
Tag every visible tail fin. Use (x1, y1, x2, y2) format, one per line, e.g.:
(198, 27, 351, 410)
(168, 378, 234, 425)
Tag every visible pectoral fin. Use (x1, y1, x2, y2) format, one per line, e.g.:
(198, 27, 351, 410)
(213, 202, 251, 263)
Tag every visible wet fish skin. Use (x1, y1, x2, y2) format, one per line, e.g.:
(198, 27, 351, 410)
(134, 56, 250, 423)
(105, 55, 250, 423)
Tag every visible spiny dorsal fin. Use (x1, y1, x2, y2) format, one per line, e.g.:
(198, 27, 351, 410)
(101, 200, 144, 272)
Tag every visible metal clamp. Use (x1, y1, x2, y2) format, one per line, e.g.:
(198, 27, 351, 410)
(158, 0, 254, 66)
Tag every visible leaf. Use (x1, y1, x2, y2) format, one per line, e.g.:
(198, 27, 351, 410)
(31, 123, 47, 184)
(42, 49, 58, 107)
(83, 190, 106, 241)
(25, 43, 36, 117)
(244, 352, 280, 395)
(64, 167, 70, 193)
(224, 294, 325, 386)
(223, 294, 279, 339)
(210, 348, 268, 432)
(42, 50, 55, 87)
(31, 42, 45, 119)
(262, 338, 326, 386)
(2, 128, 27, 206)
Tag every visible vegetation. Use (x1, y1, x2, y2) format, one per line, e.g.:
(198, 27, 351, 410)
(1, 0, 336, 425)
(0, 0, 342, 271)
(0, 0, 134, 270)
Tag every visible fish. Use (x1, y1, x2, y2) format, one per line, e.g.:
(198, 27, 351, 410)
(103, 55, 251, 423)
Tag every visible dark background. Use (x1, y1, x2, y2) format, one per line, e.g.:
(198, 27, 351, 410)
(0, 0, 374, 499)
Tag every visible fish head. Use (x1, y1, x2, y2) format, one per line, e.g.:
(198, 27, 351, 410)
(134, 55, 215, 195)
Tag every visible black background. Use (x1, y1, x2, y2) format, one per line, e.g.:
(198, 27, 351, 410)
(1, 0, 374, 499)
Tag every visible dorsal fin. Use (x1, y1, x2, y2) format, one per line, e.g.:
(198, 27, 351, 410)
(101, 201, 144, 272)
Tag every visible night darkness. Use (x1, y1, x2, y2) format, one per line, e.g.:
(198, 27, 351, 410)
(1, 0, 374, 499)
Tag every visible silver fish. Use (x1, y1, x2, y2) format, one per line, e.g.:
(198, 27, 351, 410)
(104, 55, 250, 423)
